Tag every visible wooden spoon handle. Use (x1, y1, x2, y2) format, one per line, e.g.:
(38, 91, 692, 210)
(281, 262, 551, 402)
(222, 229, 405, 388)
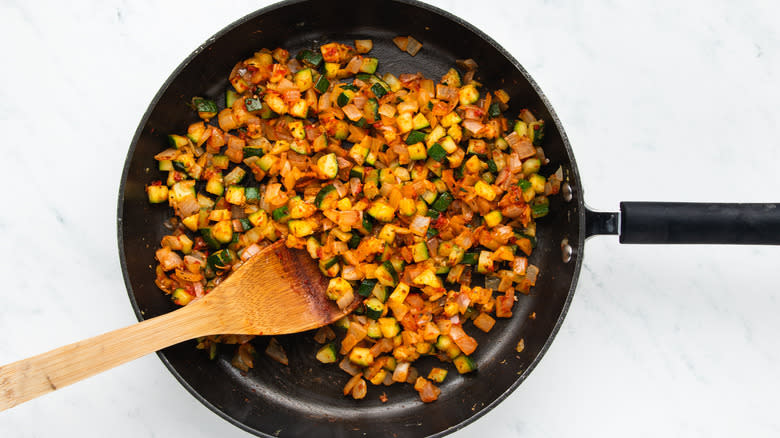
(0, 302, 215, 411)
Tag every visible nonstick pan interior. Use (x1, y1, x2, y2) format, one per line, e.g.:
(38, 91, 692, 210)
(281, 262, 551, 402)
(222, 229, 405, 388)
(118, 0, 585, 436)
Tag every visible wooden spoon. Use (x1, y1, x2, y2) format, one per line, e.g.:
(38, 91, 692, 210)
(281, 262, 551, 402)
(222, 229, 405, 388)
(0, 241, 355, 411)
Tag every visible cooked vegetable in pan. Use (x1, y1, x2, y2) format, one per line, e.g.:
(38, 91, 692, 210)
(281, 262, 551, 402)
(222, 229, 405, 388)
(146, 39, 561, 403)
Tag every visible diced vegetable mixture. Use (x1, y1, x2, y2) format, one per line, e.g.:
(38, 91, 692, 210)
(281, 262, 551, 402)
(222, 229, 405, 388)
(147, 39, 562, 403)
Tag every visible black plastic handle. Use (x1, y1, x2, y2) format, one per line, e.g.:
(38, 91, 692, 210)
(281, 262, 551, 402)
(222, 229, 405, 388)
(618, 202, 780, 244)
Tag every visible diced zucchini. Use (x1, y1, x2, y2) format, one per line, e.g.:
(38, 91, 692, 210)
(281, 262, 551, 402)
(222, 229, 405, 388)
(421, 190, 438, 205)
(245, 97, 263, 112)
(488, 102, 501, 118)
(372, 283, 389, 302)
(357, 279, 378, 297)
(430, 191, 453, 212)
(168, 134, 189, 149)
(288, 219, 317, 237)
(440, 111, 462, 128)
(296, 49, 323, 68)
(378, 224, 397, 244)
(367, 201, 396, 222)
(211, 154, 230, 169)
(287, 121, 306, 141)
(187, 122, 207, 144)
(317, 153, 339, 179)
(396, 112, 413, 133)
(316, 343, 338, 364)
(199, 228, 221, 250)
(398, 197, 416, 216)
(375, 261, 399, 287)
(522, 158, 541, 175)
(406, 130, 427, 145)
(461, 252, 479, 265)
(333, 316, 350, 330)
(366, 320, 383, 339)
(225, 185, 245, 205)
(529, 173, 546, 194)
(426, 143, 447, 162)
(248, 210, 267, 227)
(435, 335, 461, 359)
(349, 143, 369, 165)
(191, 97, 218, 119)
(477, 250, 493, 274)
(314, 74, 330, 93)
(349, 166, 365, 181)
(336, 90, 354, 107)
(314, 184, 339, 209)
(364, 297, 385, 320)
(319, 257, 341, 277)
(182, 214, 199, 232)
(474, 180, 496, 201)
(412, 113, 430, 130)
(439, 136, 458, 154)
(171, 288, 193, 306)
(359, 57, 379, 74)
(426, 125, 447, 146)
(364, 98, 379, 121)
(294, 68, 313, 91)
(237, 218, 252, 232)
(146, 185, 168, 203)
(530, 120, 545, 146)
(226, 89, 239, 108)
(326, 277, 353, 301)
(411, 241, 429, 263)
(458, 84, 479, 105)
(407, 143, 427, 161)
(272, 205, 290, 222)
(370, 82, 388, 98)
(453, 354, 477, 374)
(349, 347, 374, 367)
(289, 99, 309, 118)
(388, 282, 410, 303)
(224, 167, 246, 186)
(531, 196, 550, 218)
(441, 68, 461, 87)
(158, 160, 173, 171)
(378, 317, 400, 338)
(484, 210, 503, 227)
(427, 367, 448, 383)
(324, 62, 341, 79)
(413, 269, 442, 288)
(245, 186, 260, 204)
(211, 220, 234, 244)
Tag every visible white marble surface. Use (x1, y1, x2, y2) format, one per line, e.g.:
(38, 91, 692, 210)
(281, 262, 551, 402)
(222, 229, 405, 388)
(2, 0, 780, 436)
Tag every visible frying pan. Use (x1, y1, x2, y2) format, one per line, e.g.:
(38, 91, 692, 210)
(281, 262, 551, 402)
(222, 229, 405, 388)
(118, 0, 780, 436)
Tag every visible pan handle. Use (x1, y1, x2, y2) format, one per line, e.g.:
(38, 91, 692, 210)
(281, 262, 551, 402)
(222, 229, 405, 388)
(589, 202, 780, 244)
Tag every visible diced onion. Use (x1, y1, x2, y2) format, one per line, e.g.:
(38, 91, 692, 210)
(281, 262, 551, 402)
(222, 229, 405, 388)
(265, 337, 289, 365)
(409, 215, 431, 236)
(405, 37, 422, 56)
(462, 119, 484, 135)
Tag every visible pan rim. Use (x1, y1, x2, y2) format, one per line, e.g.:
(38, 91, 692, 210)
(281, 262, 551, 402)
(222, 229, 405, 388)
(116, 0, 587, 436)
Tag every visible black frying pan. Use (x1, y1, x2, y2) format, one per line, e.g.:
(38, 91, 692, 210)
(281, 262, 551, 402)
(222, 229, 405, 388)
(117, 0, 780, 436)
